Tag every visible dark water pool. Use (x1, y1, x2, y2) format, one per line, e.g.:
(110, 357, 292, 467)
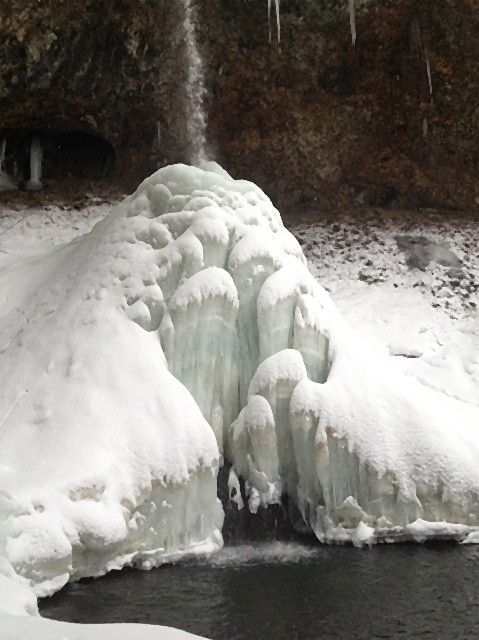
(40, 542, 479, 639)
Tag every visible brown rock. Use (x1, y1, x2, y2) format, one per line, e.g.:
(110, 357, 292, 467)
(0, 0, 478, 213)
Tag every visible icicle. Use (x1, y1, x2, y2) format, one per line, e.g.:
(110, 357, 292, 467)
(0, 139, 5, 171)
(409, 17, 421, 53)
(268, 0, 272, 45)
(155, 121, 162, 168)
(422, 117, 428, 138)
(424, 46, 434, 105)
(410, 17, 434, 106)
(26, 136, 43, 191)
(267, 0, 280, 45)
(274, 0, 281, 44)
(0, 139, 17, 193)
(348, 0, 357, 46)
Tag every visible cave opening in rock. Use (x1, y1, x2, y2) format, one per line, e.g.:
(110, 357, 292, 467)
(0, 130, 115, 188)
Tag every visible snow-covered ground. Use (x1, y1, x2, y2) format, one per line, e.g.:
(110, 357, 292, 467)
(291, 210, 479, 409)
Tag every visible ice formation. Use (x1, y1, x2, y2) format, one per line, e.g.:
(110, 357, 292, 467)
(267, 0, 281, 44)
(348, 0, 356, 46)
(0, 139, 17, 192)
(25, 136, 43, 191)
(1, 162, 479, 625)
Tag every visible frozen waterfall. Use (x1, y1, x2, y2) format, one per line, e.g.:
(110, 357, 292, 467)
(1, 163, 479, 609)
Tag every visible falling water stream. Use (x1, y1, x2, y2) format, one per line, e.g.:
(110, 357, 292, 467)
(180, 0, 208, 165)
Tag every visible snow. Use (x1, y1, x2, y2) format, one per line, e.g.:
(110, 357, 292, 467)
(285, 209, 479, 543)
(0, 570, 38, 617)
(0, 615, 207, 640)
(0, 173, 230, 610)
(292, 211, 479, 408)
(1, 163, 479, 637)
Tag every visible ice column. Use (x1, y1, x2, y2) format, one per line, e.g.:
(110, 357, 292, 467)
(0, 139, 16, 192)
(26, 136, 43, 191)
(348, 0, 357, 46)
(267, 0, 281, 44)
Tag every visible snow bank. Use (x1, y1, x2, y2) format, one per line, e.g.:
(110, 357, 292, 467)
(0, 168, 232, 601)
(0, 613, 206, 640)
(1, 162, 479, 636)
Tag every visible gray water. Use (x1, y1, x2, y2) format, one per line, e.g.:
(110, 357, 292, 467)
(40, 542, 479, 639)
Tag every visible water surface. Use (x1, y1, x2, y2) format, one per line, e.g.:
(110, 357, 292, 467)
(40, 542, 479, 639)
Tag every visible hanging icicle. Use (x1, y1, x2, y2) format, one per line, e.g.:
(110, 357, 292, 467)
(275, 0, 281, 44)
(267, 0, 280, 45)
(0, 139, 17, 193)
(0, 139, 6, 173)
(26, 136, 43, 191)
(348, 0, 357, 46)
(409, 17, 434, 106)
(268, 0, 272, 44)
(424, 46, 434, 105)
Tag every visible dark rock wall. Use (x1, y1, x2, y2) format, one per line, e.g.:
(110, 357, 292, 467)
(0, 0, 190, 183)
(202, 0, 479, 212)
(1, 0, 478, 211)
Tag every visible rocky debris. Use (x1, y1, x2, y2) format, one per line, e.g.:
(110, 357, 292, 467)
(288, 205, 479, 318)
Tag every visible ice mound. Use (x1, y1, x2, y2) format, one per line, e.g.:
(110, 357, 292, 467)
(1, 163, 479, 614)
(130, 164, 479, 548)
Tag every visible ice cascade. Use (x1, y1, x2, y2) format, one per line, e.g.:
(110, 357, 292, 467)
(1, 164, 479, 607)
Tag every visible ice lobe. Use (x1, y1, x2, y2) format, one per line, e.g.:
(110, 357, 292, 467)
(162, 267, 239, 454)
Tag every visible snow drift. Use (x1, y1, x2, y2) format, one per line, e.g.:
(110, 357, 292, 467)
(1, 163, 479, 617)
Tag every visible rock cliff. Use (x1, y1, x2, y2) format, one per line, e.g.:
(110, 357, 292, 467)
(1, 0, 477, 212)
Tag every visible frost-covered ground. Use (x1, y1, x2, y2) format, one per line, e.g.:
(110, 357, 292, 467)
(290, 209, 479, 409)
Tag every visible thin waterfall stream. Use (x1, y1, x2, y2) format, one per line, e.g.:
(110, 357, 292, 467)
(180, 0, 208, 165)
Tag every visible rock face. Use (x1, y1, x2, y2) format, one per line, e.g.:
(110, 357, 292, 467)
(0, 0, 477, 211)
(0, 0, 190, 184)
